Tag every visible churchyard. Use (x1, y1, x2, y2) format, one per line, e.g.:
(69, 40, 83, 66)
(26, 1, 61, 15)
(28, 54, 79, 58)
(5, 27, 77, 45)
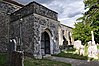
(53, 31, 99, 61)
(1, 43, 99, 66)
(54, 45, 99, 61)
(54, 40, 99, 61)
(0, 0, 99, 66)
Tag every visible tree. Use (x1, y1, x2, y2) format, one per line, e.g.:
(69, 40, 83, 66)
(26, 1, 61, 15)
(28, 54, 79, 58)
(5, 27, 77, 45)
(72, 0, 99, 44)
(72, 22, 92, 45)
(84, 0, 99, 43)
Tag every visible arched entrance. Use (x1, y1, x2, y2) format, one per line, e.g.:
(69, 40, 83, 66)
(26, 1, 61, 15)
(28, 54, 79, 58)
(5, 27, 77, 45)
(41, 31, 50, 55)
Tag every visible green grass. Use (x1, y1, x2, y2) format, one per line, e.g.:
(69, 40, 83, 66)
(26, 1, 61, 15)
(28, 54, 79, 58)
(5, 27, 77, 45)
(84, 46, 88, 56)
(24, 57, 71, 66)
(53, 48, 88, 60)
(0, 53, 7, 66)
(97, 45, 99, 49)
(53, 51, 88, 60)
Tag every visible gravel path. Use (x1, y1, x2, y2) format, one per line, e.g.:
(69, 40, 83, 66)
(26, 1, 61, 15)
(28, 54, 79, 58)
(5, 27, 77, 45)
(46, 56, 99, 66)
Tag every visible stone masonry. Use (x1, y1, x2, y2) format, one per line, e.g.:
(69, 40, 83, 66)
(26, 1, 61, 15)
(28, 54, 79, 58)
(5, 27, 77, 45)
(9, 2, 60, 58)
(0, 1, 21, 52)
(0, 0, 74, 58)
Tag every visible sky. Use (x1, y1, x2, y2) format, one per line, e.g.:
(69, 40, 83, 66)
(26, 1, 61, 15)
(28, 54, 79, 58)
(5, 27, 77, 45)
(14, 0, 85, 27)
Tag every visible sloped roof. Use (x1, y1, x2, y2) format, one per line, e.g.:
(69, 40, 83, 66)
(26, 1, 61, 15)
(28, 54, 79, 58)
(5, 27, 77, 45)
(3, 0, 24, 7)
(61, 24, 73, 29)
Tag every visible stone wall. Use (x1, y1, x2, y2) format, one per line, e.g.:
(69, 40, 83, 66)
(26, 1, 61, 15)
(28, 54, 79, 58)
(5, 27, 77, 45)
(0, 1, 73, 57)
(33, 14, 60, 58)
(9, 2, 60, 58)
(0, 1, 18, 52)
(10, 12, 60, 58)
(59, 24, 74, 47)
(10, 14, 34, 54)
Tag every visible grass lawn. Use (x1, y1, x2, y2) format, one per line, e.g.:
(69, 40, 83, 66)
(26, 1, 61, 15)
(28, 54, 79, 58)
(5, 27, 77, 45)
(53, 48, 88, 60)
(0, 53, 7, 66)
(84, 45, 88, 56)
(24, 57, 71, 66)
(53, 51, 88, 60)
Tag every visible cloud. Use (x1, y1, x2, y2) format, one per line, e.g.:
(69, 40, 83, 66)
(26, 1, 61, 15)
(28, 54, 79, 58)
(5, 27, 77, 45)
(33, 0, 54, 4)
(15, 0, 54, 4)
(67, 11, 82, 18)
(60, 14, 83, 28)
(14, 0, 84, 27)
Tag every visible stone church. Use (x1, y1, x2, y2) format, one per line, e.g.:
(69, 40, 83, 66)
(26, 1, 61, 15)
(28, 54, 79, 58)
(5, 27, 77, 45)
(0, 0, 74, 58)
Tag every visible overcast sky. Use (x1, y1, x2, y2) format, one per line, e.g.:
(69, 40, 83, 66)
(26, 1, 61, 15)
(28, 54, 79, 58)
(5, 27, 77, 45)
(14, 0, 85, 27)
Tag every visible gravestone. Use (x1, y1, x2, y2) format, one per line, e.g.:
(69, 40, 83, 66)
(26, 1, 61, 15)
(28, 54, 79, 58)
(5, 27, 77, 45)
(74, 40, 81, 50)
(79, 45, 84, 56)
(88, 41, 98, 59)
(87, 31, 98, 59)
(74, 40, 84, 55)
(91, 31, 95, 45)
(88, 41, 92, 46)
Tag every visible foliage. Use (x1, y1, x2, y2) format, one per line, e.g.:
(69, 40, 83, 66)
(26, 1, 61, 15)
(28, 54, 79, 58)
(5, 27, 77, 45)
(84, 0, 99, 43)
(72, 22, 92, 44)
(24, 57, 71, 66)
(72, 0, 99, 44)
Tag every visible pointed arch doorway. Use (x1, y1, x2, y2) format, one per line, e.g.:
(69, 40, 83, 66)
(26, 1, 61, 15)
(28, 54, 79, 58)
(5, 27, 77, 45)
(41, 31, 50, 55)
